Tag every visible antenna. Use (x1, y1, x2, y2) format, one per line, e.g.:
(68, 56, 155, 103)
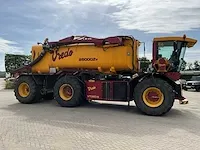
(144, 42, 146, 57)
(140, 42, 146, 57)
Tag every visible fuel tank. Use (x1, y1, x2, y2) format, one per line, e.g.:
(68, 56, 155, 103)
(31, 36, 139, 74)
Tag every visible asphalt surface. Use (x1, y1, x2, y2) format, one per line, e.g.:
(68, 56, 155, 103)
(0, 79, 200, 150)
(0, 78, 5, 90)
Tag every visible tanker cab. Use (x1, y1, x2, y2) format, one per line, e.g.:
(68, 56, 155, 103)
(152, 35, 197, 72)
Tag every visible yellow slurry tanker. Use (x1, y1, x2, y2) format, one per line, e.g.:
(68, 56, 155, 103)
(12, 35, 197, 116)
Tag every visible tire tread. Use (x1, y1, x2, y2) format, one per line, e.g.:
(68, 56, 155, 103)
(134, 77, 175, 116)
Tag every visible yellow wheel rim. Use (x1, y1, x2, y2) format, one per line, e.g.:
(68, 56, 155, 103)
(18, 83, 30, 97)
(142, 87, 164, 108)
(59, 84, 74, 101)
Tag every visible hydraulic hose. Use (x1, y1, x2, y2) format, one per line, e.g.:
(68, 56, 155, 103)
(11, 47, 48, 74)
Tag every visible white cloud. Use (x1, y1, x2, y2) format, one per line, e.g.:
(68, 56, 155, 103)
(109, 0, 200, 33)
(0, 59, 5, 71)
(54, 0, 200, 33)
(0, 37, 24, 71)
(184, 49, 200, 63)
(55, 0, 70, 4)
(0, 37, 24, 54)
(185, 49, 200, 54)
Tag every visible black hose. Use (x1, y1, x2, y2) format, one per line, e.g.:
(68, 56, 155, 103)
(29, 50, 46, 67)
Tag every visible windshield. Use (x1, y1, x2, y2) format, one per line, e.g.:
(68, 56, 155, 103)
(157, 41, 174, 59)
(157, 41, 187, 71)
(191, 76, 200, 81)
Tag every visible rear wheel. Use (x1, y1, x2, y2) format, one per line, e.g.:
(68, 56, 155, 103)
(54, 76, 85, 107)
(196, 87, 200, 92)
(134, 77, 175, 116)
(14, 76, 42, 104)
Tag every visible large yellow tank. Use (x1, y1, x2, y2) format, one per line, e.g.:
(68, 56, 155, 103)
(31, 37, 139, 74)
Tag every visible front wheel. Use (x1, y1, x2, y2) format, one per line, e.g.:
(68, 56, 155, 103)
(54, 76, 85, 107)
(134, 78, 175, 116)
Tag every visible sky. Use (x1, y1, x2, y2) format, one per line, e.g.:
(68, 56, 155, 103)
(0, 0, 200, 71)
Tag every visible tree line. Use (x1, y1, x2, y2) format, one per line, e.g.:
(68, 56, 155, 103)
(184, 61, 200, 71)
(4, 54, 31, 73)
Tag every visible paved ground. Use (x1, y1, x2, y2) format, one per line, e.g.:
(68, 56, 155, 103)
(0, 85, 200, 149)
(0, 78, 5, 90)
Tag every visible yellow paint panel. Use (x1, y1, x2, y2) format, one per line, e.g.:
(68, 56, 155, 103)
(31, 38, 136, 74)
(31, 45, 52, 73)
(153, 36, 197, 48)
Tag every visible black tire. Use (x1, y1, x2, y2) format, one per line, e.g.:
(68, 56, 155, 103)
(183, 87, 187, 91)
(54, 76, 85, 107)
(14, 76, 42, 104)
(134, 77, 175, 116)
(196, 87, 200, 92)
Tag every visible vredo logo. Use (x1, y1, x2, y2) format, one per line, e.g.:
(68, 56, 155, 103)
(52, 48, 73, 61)
(87, 86, 96, 91)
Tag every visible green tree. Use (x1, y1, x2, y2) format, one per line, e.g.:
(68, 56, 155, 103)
(187, 62, 193, 70)
(5, 54, 31, 73)
(193, 61, 200, 71)
(180, 59, 187, 71)
(139, 57, 151, 71)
